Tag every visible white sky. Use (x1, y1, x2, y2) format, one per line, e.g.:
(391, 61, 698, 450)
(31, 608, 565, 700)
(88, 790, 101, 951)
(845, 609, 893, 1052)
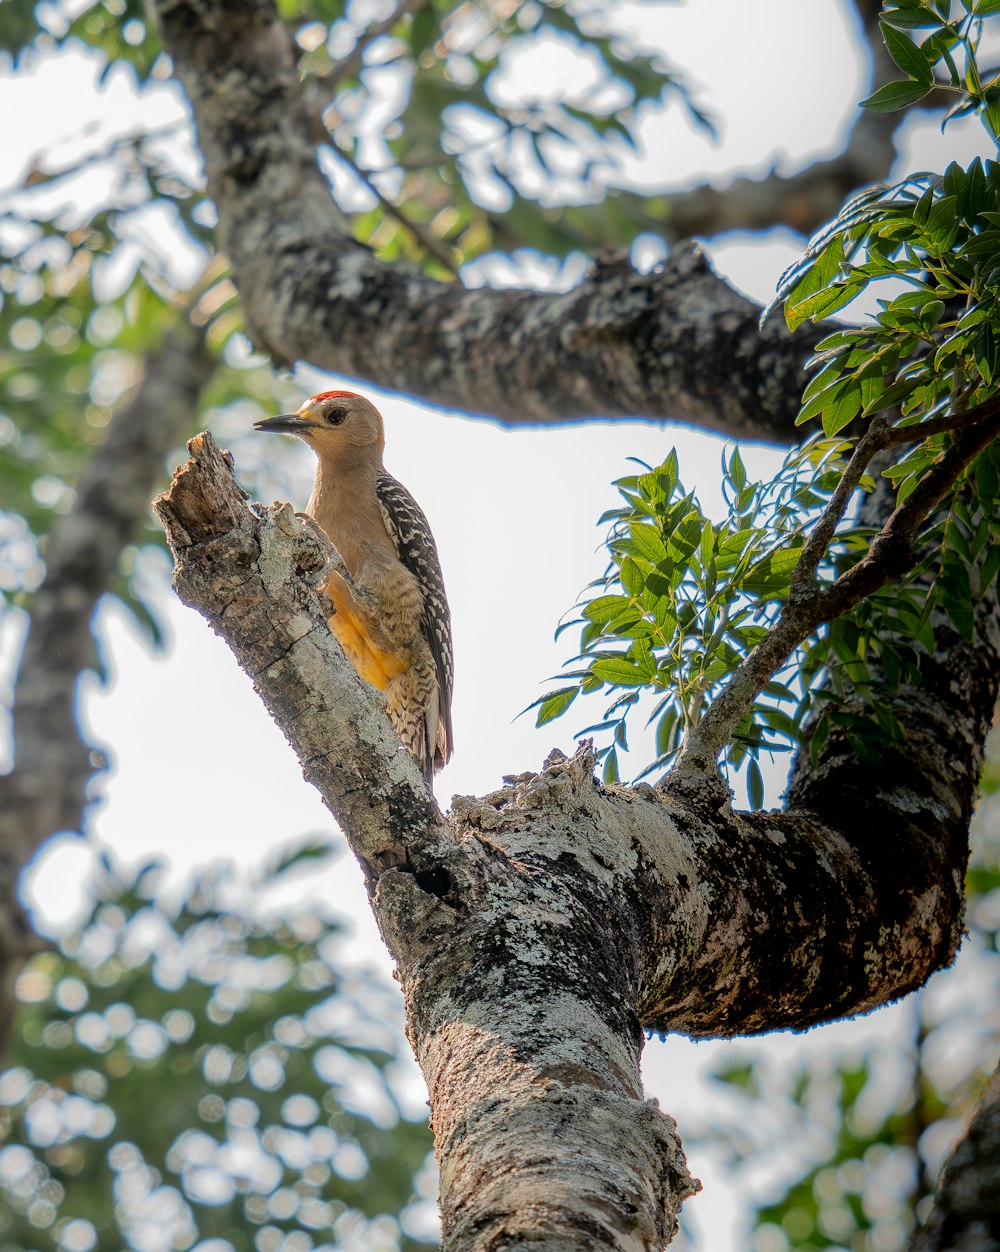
(3, 2, 996, 1247)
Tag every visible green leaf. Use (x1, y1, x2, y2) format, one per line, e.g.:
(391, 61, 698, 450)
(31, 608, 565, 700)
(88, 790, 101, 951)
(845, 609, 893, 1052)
(975, 322, 997, 384)
(656, 706, 681, 757)
(881, 4, 950, 27)
(861, 78, 934, 111)
(809, 713, 831, 766)
(728, 447, 747, 492)
(534, 686, 579, 726)
(711, 1061, 760, 1094)
(628, 522, 668, 563)
(620, 556, 647, 596)
(787, 280, 867, 332)
(261, 838, 335, 882)
(880, 22, 933, 84)
(982, 95, 1000, 143)
(746, 758, 764, 810)
(741, 546, 801, 597)
(980, 543, 1000, 591)
(590, 656, 649, 687)
(410, 4, 439, 57)
(583, 595, 635, 624)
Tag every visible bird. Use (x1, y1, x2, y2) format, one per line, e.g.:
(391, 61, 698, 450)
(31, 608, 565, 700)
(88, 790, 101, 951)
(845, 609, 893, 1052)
(255, 390, 453, 780)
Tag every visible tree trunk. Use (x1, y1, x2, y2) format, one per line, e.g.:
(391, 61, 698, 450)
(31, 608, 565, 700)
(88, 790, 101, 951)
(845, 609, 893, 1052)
(155, 434, 998, 1248)
(0, 323, 214, 1052)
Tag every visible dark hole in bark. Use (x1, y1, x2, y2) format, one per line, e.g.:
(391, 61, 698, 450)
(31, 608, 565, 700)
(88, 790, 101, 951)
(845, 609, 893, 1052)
(414, 865, 451, 900)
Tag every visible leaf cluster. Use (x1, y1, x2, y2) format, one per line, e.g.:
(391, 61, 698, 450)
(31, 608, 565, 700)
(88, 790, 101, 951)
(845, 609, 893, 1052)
(861, 1, 1000, 143)
(0, 149, 299, 649)
(531, 439, 866, 803)
(319, 0, 708, 271)
(769, 148, 1000, 649)
(536, 14, 1000, 799)
(774, 158, 1000, 445)
(1, 0, 712, 272)
(0, 848, 435, 1251)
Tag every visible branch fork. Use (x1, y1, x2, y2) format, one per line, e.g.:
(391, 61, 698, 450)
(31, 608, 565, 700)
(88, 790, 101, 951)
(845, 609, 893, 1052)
(154, 430, 993, 1250)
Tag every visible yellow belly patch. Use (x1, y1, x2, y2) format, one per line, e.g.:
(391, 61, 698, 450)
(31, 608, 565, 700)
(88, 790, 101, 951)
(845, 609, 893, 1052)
(325, 575, 408, 690)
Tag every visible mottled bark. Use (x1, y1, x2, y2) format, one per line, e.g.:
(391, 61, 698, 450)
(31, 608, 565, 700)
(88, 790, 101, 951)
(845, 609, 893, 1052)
(139, 0, 1000, 1241)
(0, 323, 213, 1048)
(156, 436, 997, 1246)
(910, 1065, 1000, 1252)
(150, 0, 828, 440)
(156, 435, 698, 1249)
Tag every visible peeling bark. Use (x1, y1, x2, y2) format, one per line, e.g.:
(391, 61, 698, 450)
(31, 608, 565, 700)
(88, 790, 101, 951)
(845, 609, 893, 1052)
(150, 0, 828, 440)
(156, 437, 997, 1247)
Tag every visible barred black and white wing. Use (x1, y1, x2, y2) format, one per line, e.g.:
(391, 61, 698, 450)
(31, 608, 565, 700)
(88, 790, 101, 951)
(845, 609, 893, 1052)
(375, 471, 454, 769)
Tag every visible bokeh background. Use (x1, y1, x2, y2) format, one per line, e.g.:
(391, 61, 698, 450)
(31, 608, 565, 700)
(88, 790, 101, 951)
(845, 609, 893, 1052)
(1, 1, 999, 1249)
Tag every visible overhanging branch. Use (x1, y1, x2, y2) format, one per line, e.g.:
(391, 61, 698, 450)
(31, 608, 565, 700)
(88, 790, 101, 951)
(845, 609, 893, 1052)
(152, 0, 827, 440)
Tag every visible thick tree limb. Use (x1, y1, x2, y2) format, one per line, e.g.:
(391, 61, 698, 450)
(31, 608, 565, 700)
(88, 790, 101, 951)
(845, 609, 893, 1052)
(156, 434, 698, 1249)
(151, 0, 827, 440)
(0, 321, 214, 1049)
(156, 436, 997, 1245)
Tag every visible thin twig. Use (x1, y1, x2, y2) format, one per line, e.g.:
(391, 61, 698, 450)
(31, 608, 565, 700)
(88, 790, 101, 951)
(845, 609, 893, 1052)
(319, 0, 427, 96)
(814, 390, 1000, 615)
(794, 395, 1000, 598)
(330, 142, 459, 275)
(790, 416, 891, 599)
(885, 393, 1000, 445)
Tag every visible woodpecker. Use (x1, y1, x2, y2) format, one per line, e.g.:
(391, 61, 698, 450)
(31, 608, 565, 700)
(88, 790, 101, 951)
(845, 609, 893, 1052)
(255, 391, 453, 780)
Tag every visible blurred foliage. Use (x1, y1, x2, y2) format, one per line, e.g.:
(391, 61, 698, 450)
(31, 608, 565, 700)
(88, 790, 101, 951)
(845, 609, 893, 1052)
(0, 846, 436, 1251)
(0, 0, 709, 650)
(0, 0, 707, 274)
(0, 165, 295, 643)
(698, 749, 1000, 1252)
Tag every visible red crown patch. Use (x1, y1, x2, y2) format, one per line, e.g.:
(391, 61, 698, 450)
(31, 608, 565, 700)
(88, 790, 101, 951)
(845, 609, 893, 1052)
(309, 389, 358, 403)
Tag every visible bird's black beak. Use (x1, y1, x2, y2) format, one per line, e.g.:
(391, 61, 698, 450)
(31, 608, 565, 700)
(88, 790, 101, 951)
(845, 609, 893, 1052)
(254, 414, 314, 434)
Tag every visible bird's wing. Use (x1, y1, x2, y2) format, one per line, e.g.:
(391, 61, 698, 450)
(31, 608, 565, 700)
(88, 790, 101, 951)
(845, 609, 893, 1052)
(375, 471, 454, 756)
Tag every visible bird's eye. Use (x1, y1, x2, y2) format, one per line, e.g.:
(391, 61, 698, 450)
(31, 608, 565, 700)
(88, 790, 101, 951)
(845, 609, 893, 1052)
(323, 405, 348, 425)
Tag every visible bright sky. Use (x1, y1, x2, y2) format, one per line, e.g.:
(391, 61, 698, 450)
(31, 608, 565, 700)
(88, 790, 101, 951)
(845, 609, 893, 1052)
(3, 1, 995, 1247)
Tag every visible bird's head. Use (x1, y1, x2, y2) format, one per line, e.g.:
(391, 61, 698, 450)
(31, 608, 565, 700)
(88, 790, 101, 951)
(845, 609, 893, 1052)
(254, 391, 385, 460)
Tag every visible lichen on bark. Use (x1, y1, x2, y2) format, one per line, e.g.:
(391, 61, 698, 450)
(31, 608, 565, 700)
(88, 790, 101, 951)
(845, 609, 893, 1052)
(155, 436, 996, 1249)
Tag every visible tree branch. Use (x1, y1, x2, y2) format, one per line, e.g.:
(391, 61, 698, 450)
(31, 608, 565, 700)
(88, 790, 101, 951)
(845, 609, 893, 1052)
(151, 0, 827, 440)
(791, 416, 891, 597)
(317, 0, 427, 96)
(326, 140, 459, 275)
(156, 433, 996, 1244)
(651, 0, 917, 244)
